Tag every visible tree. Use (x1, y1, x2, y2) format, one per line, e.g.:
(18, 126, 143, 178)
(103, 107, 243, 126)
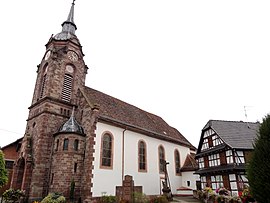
(0, 149, 8, 188)
(247, 114, 270, 203)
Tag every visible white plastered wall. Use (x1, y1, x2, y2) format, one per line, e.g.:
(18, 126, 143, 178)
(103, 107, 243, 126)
(92, 122, 194, 197)
(181, 171, 200, 190)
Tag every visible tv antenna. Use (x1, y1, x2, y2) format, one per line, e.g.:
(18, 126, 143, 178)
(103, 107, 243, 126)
(244, 106, 248, 121)
(244, 106, 253, 128)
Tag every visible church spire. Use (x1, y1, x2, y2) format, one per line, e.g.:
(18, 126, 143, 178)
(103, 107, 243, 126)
(63, 0, 77, 31)
(54, 0, 78, 40)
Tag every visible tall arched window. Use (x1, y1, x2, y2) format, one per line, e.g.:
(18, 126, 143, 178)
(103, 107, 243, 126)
(61, 74, 73, 102)
(174, 149, 181, 175)
(63, 138, 69, 151)
(158, 145, 165, 173)
(61, 65, 74, 102)
(100, 133, 113, 168)
(138, 140, 147, 172)
(74, 139, 79, 151)
(40, 63, 48, 99)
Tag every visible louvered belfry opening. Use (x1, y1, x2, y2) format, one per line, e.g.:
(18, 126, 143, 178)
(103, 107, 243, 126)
(61, 74, 73, 102)
(40, 74, 47, 99)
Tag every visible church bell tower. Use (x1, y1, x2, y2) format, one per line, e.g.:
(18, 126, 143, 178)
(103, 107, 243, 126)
(11, 1, 88, 201)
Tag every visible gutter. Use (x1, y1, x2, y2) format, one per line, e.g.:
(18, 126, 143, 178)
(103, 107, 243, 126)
(122, 128, 127, 181)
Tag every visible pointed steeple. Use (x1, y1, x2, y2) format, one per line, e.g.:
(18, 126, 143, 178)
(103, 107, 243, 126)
(54, 0, 78, 41)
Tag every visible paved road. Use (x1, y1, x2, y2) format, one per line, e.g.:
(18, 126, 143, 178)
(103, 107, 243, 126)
(173, 196, 201, 203)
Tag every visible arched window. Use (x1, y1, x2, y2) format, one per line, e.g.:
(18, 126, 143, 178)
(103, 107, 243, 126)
(40, 63, 48, 99)
(158, 145, 165, 173)
(63, 138, 69, 151)
(61, 74, 73, 102)
(100, 133, 113, 168)
(74, 139, 79, 151)
(138, 140, 147, 172)
(55, 139, 59, 151)
(174, 149, 181, 175)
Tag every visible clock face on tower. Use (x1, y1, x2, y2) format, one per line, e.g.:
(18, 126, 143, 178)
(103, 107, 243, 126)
(67, 51, 78, 62)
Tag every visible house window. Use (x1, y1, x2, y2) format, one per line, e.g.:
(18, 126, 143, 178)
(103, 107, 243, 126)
(229, 174, 238, 196)
(174, 149, 181, 175)
(203, 129, 215, 138)
(235, 151, 245, 164)
(158, 145, 165, 173)
(5, 160, 14, 169)
(226, 150, 233, 164)
(198, 157, 205, 169)
(101, 133, 113, 168)
(208, 153, 220, 167)
(63, 138, 69, 150)
(74, 139, 79, 151)
(201, 176, 207, 189)
(138, 140, 147, 172)
(211, 175, 223, 190)
(202, 138, 209, 151)
(61, 73, 73, 102)
(212, 135, 223, 147)
(238, 174, 249, 191)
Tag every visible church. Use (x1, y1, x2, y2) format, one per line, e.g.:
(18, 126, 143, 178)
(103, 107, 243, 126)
(8, 1, 197, 202)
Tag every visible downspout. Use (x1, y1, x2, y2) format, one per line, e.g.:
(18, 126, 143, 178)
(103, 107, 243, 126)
(122, 129, 127, 181)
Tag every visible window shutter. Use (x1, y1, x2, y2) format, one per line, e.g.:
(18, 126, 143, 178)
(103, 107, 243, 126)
(40, 74, 47, 99)
(61, 74, 73, 102)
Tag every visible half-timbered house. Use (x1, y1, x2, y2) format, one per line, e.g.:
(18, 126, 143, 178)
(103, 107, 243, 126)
(195, 120, 260, 196)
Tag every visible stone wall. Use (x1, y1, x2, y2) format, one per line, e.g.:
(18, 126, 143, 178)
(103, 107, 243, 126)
(116, 175, 142, 203)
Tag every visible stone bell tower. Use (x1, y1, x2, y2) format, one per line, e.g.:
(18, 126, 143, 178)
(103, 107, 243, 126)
(11, 1, 88, 201)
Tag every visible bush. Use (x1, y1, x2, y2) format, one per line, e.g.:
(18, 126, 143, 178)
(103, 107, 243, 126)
(99, 195, 117, 203)
(247, 115, 270, 203)
(0, 150, 8, 188)
(133, 192, 149, 203)
(149, 195, 168, 203)
(2, 188, 25, 203)
(41, 192, 66, 203)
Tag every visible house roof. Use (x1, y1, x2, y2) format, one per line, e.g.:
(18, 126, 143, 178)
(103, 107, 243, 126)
(83, 86, 195, 148)
(202, 120, 260, 149)
(1, 137, 23, 151)
(180, 154, 198, 172)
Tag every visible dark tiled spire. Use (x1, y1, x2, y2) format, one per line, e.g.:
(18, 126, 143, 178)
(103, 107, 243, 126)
(54, 0, 78, 40)
(58, 107, 84, 135)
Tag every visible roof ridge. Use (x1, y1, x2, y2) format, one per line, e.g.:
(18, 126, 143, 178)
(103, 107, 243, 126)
(84, 86, 164, 119)
(209, 119, 260, 124)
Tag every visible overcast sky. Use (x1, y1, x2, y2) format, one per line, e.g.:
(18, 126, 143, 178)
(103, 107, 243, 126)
(1, 0, 270, 148)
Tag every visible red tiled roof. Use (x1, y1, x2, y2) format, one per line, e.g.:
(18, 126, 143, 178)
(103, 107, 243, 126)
(1, 138, 23, 150)
(83, 86, 194, 148)
(181, 154, 198, 171)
